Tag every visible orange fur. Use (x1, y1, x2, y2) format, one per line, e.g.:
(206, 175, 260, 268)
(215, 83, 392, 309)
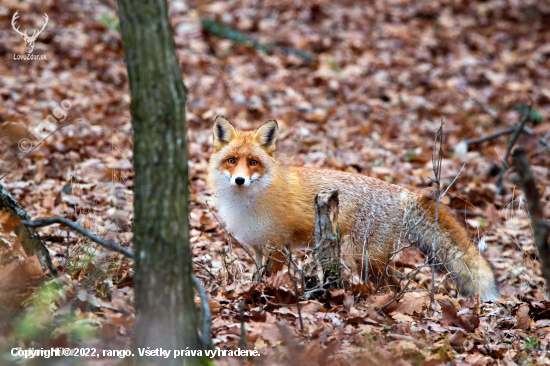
(208, 117, 499, 301)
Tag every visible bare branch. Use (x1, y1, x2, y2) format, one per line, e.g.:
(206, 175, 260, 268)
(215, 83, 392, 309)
(463, 127, 516, 145)
(340, 258, 359, 284)
(458, 87, 550, 150)
(0, 185, 57, 275)
(21, 216, 134, 258)
(440, 164, 465, 199)
(22, 213, 214, 348)
(377, 258, 430, 313)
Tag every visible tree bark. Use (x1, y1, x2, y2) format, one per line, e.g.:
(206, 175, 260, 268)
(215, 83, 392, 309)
(116, 0, 202, 364)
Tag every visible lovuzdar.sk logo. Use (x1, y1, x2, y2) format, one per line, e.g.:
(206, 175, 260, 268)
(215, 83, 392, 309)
(11, 11, 48, 61)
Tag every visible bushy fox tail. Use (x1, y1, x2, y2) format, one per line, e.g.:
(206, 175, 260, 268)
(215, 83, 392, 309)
(403, 194, 499, 301)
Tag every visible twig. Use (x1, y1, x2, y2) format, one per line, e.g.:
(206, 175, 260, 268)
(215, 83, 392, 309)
(238, 300, 247, 350)
(65, 229, 71, 268)
(21, 217, 134, 258)
(453, 209, 484, 217)
(495, 106, 531, 196)
(440, 163, 465, 199)
(464, 127, 516, 145)
(377, 260, 429, 313)
(458, 88, 550, 150)
(459, 86, 500, 120)
(464, 126, 550, 151)
(191, 225, 204, 250)
(193, 260, 221, 283)
(523, 125, 550, 150)
(360, 225, 373, 284)
(302, 279, 342, 297)
(340, 258, 359, 284)
(286, 248, 304, 333)
(293, 276, 304, 333)
(22, 216, 215, 344)
(430, 121, 444, 314)
(373, 240, 414, 294)
(511, 148, 550, 296)
(192, 276, 212, 349)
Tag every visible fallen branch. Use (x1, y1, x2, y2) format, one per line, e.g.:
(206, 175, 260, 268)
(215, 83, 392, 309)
(201, 19, 314, 62)
(457, 88, 550, 150)
(193, 260, 220, 283)
(22, 215, 214, 344)
(463, 127, 516, 146)
(0, 184, 57, 275)
(511, 147, 550, 295)
(21, 217, 134, 258)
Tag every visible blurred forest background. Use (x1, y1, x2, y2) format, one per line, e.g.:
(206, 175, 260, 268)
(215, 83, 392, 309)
(0, 0, 550, 365)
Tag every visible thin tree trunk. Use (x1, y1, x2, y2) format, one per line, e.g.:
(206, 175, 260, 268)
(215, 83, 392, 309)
(116, 0, 202, 364)
(512, 147, 550, 296)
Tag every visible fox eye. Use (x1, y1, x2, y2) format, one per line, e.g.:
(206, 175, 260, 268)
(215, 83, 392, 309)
(227, 158, 236, 164)
(249, 160, 258, 166)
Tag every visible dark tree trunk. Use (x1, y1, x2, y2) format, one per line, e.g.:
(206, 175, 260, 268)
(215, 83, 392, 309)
(512, 147, 550, 296)
(116, 0, 202, 364)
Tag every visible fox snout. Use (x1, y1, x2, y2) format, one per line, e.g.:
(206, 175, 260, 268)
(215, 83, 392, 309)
(231, 175, 249, 187)
(230, 174, 258, 187)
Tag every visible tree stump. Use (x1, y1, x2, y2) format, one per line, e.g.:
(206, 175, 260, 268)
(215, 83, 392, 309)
(312, 188, 342, 290)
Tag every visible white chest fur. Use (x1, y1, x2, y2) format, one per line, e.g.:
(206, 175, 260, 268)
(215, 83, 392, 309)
(215, 188, 271, 250)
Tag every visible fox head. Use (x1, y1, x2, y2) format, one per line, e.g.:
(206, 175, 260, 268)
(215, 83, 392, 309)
(209, 116, 278, 191)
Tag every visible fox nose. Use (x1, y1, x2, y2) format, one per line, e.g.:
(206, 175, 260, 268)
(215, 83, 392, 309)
(235, 177, 245, 185)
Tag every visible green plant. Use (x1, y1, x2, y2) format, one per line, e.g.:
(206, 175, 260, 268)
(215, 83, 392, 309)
(522, 334, 543, 351)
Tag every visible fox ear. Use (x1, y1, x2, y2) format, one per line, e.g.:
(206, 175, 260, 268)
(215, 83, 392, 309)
(254, 120, 278, 154)
(213, 116, 237, 149)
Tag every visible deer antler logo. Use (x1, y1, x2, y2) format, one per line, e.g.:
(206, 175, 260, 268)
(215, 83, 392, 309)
(11, 11, 49, 54)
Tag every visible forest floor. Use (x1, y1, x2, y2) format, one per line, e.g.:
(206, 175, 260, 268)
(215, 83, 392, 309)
(1, 0, 550, 365)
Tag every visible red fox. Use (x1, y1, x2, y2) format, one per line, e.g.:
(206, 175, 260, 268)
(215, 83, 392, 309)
(207, 116, 499, 301)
